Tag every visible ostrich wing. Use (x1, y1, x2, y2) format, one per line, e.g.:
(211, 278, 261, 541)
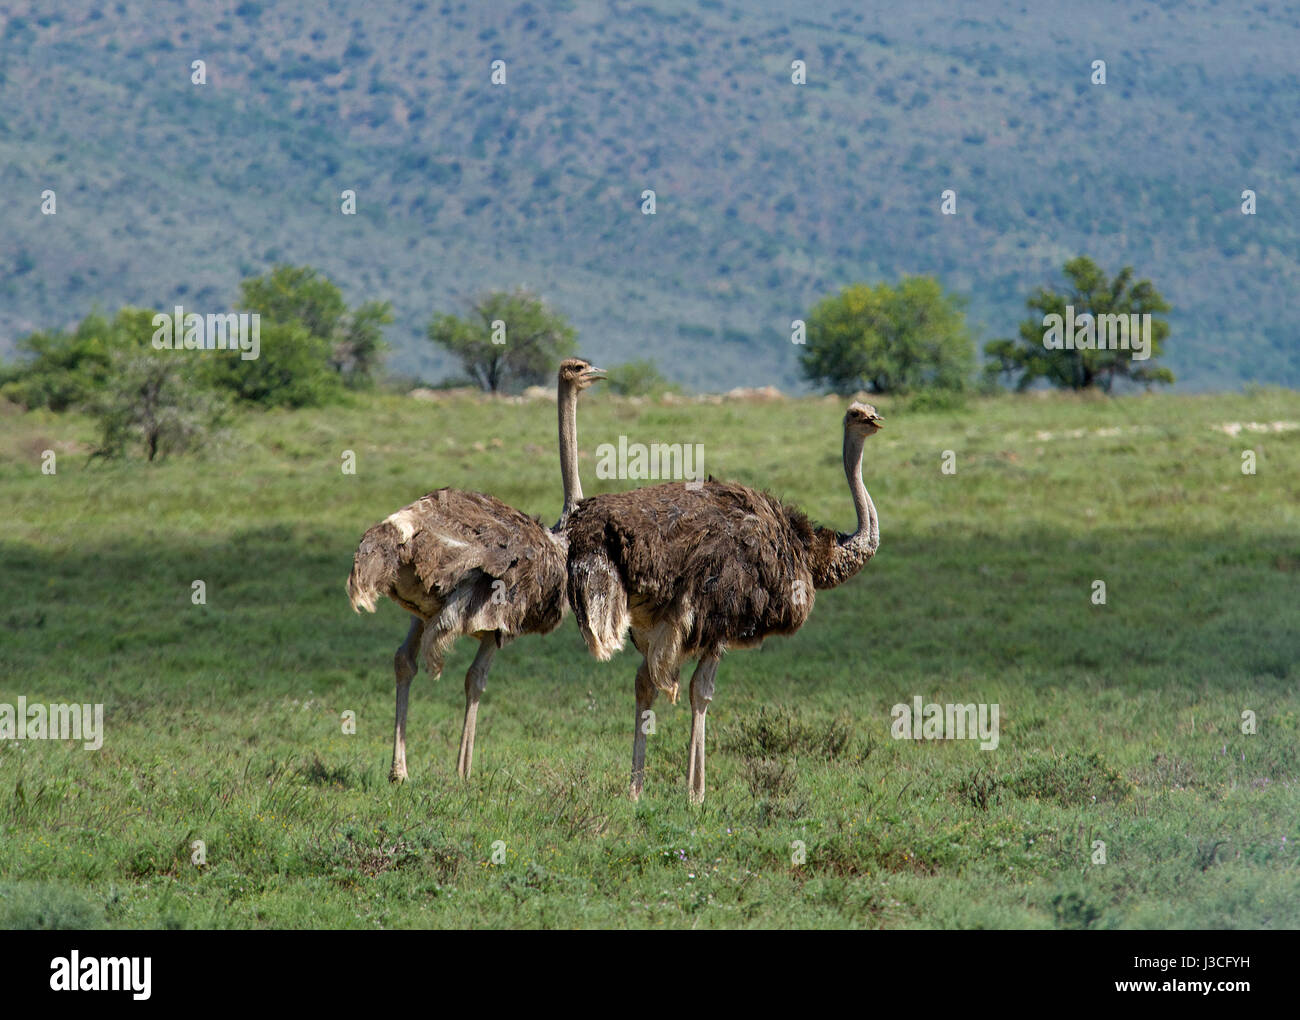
(350, 487, 567, 638)
(391, 489, 558, 596)
(569, 481, 818, 653)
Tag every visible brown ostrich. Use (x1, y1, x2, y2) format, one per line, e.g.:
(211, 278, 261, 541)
(347, 358, 605, 781)
(566, 402, 882, 803)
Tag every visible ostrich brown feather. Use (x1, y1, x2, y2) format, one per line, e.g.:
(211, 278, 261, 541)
(566, 401, 883, 802)
(346, 358, 604, 782)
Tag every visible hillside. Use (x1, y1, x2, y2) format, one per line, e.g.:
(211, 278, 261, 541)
(1, 0, 1298, 390)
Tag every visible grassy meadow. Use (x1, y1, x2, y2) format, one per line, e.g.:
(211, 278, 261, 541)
(1, 386, 1298, 929)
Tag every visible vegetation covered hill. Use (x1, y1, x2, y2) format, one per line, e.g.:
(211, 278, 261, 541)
(1, 388, 1297, 927)
(1, 0, 1297, 391)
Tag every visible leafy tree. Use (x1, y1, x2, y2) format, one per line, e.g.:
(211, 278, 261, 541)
(89, 350, 229, 462)
(428, 288, 577, 393)
(236, 264, 392, 389)
(201, 321, 342, 408)
(983, 256, 1172, 391)
(239, 265, 346, 342)
(799, 276, 974, 394)
(1, 308, 157, 410)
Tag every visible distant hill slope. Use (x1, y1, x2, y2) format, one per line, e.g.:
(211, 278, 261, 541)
(2, 0, 1298, 390)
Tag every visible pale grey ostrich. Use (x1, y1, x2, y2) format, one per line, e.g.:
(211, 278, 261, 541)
(566, 402, 882, 803)
(347, 359, 605, 781)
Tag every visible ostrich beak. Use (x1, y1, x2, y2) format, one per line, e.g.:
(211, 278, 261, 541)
(583, 366, 608, 382)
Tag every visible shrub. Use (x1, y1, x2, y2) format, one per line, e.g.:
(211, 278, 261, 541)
(236, 264, 392, 392)
(800, 276, 975, 394)
(90, 350, 230, 461)
(201, 321, 342, 408)
(605, 359, 679, 396)
(0, 307, 157, 410)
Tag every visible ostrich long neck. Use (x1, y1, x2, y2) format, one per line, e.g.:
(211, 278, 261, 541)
(556, 380, 582, 528)
(817, 428, 879, 587)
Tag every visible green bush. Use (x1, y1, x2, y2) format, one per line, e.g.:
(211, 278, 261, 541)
(201, 321, 342, 408)
(236, 264, 392, 391)
(605, 359, 679, 396)
(904, 387, 968, 413)
(800, 276, 975, 395)
(0, 307, 157, 410)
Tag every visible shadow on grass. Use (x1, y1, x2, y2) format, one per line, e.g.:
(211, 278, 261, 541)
(2, 523, 1297, 706)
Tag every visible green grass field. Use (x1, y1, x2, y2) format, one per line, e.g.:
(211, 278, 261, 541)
(1, 387, 1297, 928)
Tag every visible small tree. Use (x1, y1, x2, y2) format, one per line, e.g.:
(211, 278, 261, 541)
(428, 288, 577, 393)
(799, 276, 974, 394)
(90, 351, 229, 462)
(983, 256, 1172, 391)
(237, 264, 392, 389)
(331, 299, 393, 386)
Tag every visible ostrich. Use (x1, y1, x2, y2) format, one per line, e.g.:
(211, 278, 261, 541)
(566, 402, 882, 803)
(347, 358, 606, 781)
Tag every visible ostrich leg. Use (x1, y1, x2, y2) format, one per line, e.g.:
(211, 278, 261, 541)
(686, 653, 720, 804)
(631, 659, 658, 800)
(457, 634, 497, 780)
(390, 617, 425, 782)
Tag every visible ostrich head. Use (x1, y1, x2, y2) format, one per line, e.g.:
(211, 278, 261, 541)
(845, 401, 884, 436)
(560, 357, 607, 390)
